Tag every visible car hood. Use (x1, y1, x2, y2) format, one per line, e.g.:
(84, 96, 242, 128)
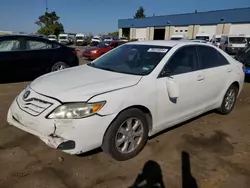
(30, 65, 142, 102)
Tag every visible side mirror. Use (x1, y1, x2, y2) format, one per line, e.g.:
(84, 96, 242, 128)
(166, 77, 179, 99)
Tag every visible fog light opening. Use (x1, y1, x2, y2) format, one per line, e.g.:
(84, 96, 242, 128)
(57, 141, 76, 150)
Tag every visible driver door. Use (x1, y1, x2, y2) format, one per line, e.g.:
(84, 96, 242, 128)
(155, 45, 206, 130)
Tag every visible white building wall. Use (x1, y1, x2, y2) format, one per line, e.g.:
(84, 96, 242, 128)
(135, 28, 147, 41)
(198, 25, 216, 38)
(173, 26, 188, 36)
(229, 24, 250, 35)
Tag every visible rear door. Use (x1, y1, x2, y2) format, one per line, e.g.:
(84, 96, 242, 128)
(197, 45, 231, 108)
(0, 36, 24, 82)
(22, 37, 56, 75)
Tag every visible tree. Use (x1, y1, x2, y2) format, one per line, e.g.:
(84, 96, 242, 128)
(35, 11, 64, 36)
(134, 6, 146, 19)
(107, 31, 119, 37)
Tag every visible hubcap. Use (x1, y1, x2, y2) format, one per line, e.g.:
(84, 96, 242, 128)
(115, 118, 144, 154)
(225, 89, 236, 110)
(54, 64, 66, 71)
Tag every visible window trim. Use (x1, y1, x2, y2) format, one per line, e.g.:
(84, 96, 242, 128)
(196, 45, 230, 70)
(158, 44, 200, 78)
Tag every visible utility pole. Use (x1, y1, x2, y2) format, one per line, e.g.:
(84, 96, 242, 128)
(45, 0, 48, 12)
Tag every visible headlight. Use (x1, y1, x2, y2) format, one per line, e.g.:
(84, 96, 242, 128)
(91, 50, 97, 54)
(47, 101, 105, 119)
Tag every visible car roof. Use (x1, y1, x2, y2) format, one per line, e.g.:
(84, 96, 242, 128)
(126, 40, 211, 47)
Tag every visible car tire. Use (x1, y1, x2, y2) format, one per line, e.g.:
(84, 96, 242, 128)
(51, 62, 69, 72)
(102, 108, 149, 161)
(217, 84, 239, 115)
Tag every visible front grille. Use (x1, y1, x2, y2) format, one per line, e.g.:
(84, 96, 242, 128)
(84, 50, 91, 54)
(17, 97, 52, 116)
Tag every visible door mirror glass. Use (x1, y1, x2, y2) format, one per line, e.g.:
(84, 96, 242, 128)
(166, 77, 179, 99)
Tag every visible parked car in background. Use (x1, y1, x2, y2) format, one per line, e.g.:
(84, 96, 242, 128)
(82, 40, 126, 60)
(219, 35, 247, 55)
(102, 35, 113, 42)
(119, 37, 129, 42)
(0, 35, 79, 82)
(90, 41, 100, 46)
(235, 47, 250, 74)
(195, 33, 210, 41)
(91, 36, 101, 43)
(190, 39, 207, 43)
(48, 35, 57, 42)
(75, 33, 86, 46)
(7, 40, 244, 161)
(170, 34, 187, 40)
(211, 34, 221, 47)
(58, 34, 70, 45)
(245, 35, 250, 47)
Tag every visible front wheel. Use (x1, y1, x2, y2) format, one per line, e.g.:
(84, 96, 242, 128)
(102, 108, 149, 161)
(217, 84, 238, 115)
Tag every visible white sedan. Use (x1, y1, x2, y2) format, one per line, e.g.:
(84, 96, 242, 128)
(7, 41, 244, 161)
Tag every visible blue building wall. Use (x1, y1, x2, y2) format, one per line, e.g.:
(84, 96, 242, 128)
(118, 7, 250, 28)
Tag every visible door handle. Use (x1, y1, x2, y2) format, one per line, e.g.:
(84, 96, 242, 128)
(197, 75, 205, 81)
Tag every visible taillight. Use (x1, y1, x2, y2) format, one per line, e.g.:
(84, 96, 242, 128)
(73, 50, 77, 55)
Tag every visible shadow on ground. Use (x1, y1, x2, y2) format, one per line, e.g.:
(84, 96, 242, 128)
(129, 151, 198, 188)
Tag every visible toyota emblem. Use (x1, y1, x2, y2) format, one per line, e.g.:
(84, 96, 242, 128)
(23, 90, 30, 99)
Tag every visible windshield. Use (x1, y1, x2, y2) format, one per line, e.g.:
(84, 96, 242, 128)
(76, 36, 84, 40)
(171, 37, 182, 40)
(93, 37, 100, 40)
(97, 41, 110, 48)
(88, 44, 170, 76)
(48, 36, 56, 39)
(229, 37, 246, 44)
(59, 36, 67, 39)
(195, 36, 209, 41)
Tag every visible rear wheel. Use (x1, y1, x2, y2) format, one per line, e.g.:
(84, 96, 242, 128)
(102, 108, 149, 161)
(51, 62, 68, 72)
(217, 84, 238, 115)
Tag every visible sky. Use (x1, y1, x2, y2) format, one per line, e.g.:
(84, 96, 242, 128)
(0, 0, 250, 35)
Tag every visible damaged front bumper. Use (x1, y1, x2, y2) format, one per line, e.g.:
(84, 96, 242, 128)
(7, 89, 117, 155)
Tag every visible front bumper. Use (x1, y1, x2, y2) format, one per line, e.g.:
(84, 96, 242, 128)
(7, 89, 117, 154)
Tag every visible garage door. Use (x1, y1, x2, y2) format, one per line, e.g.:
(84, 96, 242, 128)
(135, 28, 147, 41)
(230, 24, 250, 35)
(198, 25, 216, 38)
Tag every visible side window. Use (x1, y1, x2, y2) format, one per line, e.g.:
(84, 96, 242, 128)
(164, 46, 198, 75)
(0, 39, 20, 52)
(198, 46, 229, 69)
(26, 40, 52, 50)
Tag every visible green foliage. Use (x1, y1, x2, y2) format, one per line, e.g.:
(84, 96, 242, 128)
(35, 11, 64, 36)
(134, 6, 146, 19)
(85, 33, 94, 44)
(107, 31, 119, 37)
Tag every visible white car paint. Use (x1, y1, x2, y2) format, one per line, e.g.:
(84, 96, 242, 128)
(7, 41, 245, 157)
(91, 36, 101, 43)
(48, 35, 57, 42)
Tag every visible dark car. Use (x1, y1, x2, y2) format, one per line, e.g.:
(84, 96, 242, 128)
(235, 47, 250, 74)
(0, 35, 79, 83)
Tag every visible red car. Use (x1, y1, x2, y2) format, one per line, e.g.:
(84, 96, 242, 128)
(82, 40, 126, 60)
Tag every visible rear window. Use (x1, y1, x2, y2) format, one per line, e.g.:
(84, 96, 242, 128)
(171, 37, 182, 40)
(229, 37, 246, 44)
(196, 36, 209, 41)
